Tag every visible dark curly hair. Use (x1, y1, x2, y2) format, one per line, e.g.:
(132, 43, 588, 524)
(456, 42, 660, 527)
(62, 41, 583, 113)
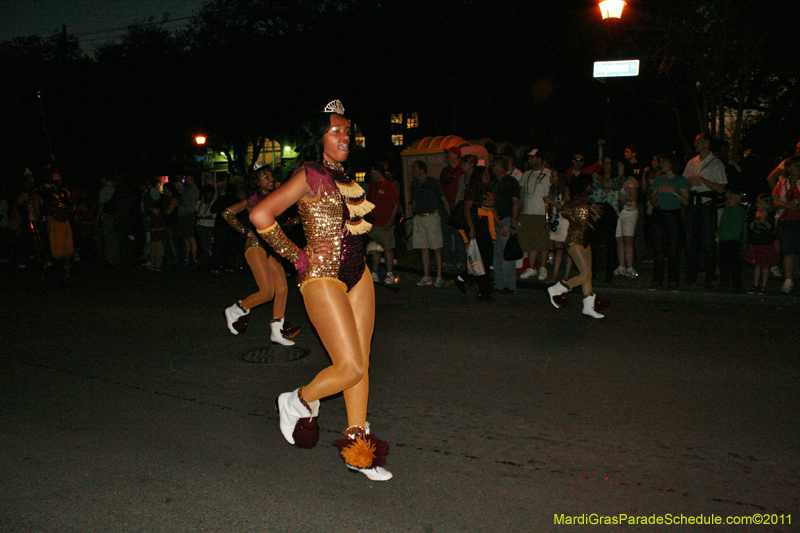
(293, 111, 345, 172)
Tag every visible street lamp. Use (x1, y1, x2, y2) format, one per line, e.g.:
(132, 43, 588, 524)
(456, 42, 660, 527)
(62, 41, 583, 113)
(599, 0, 625, 20)
(194, 134, 209, 173)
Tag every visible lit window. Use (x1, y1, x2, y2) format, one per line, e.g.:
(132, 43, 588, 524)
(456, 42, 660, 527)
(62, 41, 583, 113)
(355, 132, 365, 148)
(406, 112, 419, 129)
(355, 172, 366, 182)
(391, 134, 404, 146)
(391, 113, 403, 125)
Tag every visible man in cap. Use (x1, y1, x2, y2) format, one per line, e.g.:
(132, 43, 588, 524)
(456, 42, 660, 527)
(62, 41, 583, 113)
(518, 149, 552, 281)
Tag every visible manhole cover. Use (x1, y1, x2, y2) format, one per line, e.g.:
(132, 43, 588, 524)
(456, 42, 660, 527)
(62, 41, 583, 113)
(239, 345, 311, 364)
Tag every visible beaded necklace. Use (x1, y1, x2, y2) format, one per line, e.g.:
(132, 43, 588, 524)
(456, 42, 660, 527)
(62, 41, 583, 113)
(525, 169, 546, 198)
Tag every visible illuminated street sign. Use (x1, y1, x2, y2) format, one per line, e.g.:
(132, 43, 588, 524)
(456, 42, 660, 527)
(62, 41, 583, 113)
(593, 60, 640, 78)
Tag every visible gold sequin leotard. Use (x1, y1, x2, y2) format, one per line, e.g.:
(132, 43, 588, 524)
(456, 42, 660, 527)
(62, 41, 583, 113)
(562, 201, 593, 249)
(298, 162, 373, 292)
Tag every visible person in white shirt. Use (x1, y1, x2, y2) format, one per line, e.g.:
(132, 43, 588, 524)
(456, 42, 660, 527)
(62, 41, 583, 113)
(516, 149, 552, 281)
(682, 133, 727, 286)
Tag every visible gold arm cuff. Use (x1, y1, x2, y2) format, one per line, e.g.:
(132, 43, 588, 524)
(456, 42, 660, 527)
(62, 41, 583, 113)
(222, 208, 246, 234)
(257, 221, 301, 264)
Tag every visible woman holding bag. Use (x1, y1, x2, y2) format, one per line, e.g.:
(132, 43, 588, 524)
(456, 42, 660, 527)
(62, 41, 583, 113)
(447, 154, 477, 235)
(455, 165, 505, 300)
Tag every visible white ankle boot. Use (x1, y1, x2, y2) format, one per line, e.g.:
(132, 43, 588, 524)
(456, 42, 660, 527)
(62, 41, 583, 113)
(276, 388, 320, 448)
(582, 293, 604, 318)
(547, 281, 570, 308)
(225, 301, 249, 334)
(270, 318, 295, 346)
(347, 463, 393, 481)
(335, 424, 393, 482)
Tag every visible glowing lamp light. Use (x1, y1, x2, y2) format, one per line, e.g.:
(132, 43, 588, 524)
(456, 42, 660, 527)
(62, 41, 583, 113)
(195, 135, 207, 145)
(599, 0, 625, 20)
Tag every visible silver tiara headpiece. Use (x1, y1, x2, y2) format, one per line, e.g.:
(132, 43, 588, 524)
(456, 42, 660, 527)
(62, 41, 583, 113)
(324, 99, 345, 114)
(253, 161, 268, 171)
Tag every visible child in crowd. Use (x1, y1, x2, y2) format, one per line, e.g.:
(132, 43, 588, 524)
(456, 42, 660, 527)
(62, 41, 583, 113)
(717, 188, 746, 290)
(148, 199, 166, 271)
(745, 193, 780, 294)
(615, 166, 640, 278)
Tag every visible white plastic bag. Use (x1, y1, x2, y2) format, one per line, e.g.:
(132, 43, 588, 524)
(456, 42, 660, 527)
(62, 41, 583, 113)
(466, 238, 485, 276)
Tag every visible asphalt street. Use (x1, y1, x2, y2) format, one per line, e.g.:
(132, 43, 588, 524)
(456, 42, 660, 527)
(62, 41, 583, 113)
(1, 263, 797, 533)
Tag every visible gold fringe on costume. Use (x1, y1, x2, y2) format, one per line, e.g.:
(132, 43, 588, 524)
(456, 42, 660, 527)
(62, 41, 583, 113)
(334, 179, 365, 199)
(333, 181, 374, 236)
(345, 218, 372, 235)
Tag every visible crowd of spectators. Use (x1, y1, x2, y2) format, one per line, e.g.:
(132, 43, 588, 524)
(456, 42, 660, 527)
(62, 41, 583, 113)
(394, 134, 800, 299)
(4, 134, 799, 300)
(2, 171, 258, 277)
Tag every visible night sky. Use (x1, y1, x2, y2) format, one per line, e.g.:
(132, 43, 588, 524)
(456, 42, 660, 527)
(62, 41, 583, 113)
(0, 0, 206, 48)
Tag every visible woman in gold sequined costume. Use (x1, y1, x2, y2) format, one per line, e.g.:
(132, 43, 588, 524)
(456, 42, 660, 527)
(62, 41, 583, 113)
(546, 174, 607, 318)
(220, 164, 300, 345)
(249, 100, 392, 482)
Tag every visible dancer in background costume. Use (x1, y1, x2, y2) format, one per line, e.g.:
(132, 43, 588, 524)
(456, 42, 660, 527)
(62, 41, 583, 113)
(221, 163, 300, 345)
(40, 170, 74, 281)
(250, 100, 392, 481)
(10, 171, 46, 268)
(546, 173, 608, 318)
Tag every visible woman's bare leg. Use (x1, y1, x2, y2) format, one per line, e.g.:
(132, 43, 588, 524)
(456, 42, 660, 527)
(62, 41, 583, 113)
(342, 269, 375, 428)
(565, 244, 593, 296)
(624, 235, 635, 268)
(266, 255, 288, 318)
(564, 254, 574, 279)
(241, 247, 275, 310)
(300, 270, 375, 428)
(550, 245, 563, 282)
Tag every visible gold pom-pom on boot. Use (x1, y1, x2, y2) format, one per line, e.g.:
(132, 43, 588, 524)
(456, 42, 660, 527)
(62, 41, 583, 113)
(333, 424, 392, 481)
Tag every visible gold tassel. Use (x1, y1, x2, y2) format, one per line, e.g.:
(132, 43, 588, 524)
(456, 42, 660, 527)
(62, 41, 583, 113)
(346, 198, 375, 218)
(335, 180, 367, 199)
(345, 219, 372, 236)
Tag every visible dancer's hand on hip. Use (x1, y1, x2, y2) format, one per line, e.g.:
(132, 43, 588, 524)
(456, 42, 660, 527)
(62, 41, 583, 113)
(308, 242, 333, 265)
